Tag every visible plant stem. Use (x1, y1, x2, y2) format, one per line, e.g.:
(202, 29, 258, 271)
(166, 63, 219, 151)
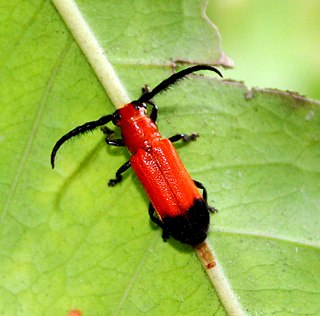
(195, 241, 246, 315)
(52, 0, 130, 108)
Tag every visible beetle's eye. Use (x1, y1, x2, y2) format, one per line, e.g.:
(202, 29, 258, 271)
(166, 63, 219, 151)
(112, 111, 121, 124)
(133, 102, 147, 110)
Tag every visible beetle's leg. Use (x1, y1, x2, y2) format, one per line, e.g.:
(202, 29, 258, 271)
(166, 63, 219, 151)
(141, 85, 158, 122)
(101, 126, 125, 146)
(162, 228, 170, 242)
(108, 160, 131, 186)
(148, 203, 170, 241)
(169, 133, 198, 143)
(141, 84, 151, 95)
(193, 180, 208, 201)
(148, 203, 163, 227)
(147, 99, 158, 122)
(193, 179, 217, 213)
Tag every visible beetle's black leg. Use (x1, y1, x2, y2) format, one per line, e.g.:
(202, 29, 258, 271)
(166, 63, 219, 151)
(101, 126, 125, 146)
(108, 160, 131, 186)
(193, 179, 217, 213)
(148, 203, 170, 241)
(106, 139, 125, 146)
(193, 180, 208, 201)
(141, 85, 158, 122)
(141, 84, 150, 95)
(148, 203, 163, 227)
(147, 99, 158, 122)
(51, 114, 113, 169)
(169, 133, 198, 143)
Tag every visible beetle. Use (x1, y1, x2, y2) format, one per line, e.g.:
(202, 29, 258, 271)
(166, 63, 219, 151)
(51, 65, 222, 246)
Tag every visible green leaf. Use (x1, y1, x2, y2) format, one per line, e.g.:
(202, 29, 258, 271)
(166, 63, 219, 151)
(1, 1, 319, 316)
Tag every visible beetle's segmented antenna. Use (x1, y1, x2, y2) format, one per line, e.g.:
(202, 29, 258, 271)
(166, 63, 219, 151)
(51, 114, 113, 168)
(137, 65, 223, 103)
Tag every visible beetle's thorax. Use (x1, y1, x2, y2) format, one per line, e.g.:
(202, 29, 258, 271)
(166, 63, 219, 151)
(116, 103, 161, 154)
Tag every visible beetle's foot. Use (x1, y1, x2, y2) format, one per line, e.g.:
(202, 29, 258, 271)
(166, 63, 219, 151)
(182, 133, 198, 142)
(162, 228, 170, 242)
(108, 177, 122, 187)
(208, 206, 218, 213)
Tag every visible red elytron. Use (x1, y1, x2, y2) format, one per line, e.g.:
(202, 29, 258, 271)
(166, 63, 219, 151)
(51, 65, 222, 246)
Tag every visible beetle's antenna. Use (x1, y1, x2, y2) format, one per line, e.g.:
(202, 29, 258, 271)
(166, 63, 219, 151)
(137, 65, 223, 103)
(51, 114, 113, 169)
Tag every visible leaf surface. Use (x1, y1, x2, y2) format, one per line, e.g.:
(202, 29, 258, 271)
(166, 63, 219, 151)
(0, 1, 319, 315)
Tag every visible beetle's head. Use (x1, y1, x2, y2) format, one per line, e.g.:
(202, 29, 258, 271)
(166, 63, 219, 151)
(112, 102, 147, 127)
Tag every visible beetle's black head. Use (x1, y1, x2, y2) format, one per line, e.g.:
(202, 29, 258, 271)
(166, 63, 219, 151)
(112, 102, 147, 127)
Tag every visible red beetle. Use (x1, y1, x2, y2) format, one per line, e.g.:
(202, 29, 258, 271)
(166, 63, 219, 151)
(51, 65, 222, 246)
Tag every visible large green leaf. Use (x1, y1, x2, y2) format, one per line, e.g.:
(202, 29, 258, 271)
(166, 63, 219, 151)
(1, 1, 319, 315)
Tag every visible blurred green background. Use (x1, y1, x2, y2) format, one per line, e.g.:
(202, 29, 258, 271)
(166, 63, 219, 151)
(207, 0, 320, 100)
